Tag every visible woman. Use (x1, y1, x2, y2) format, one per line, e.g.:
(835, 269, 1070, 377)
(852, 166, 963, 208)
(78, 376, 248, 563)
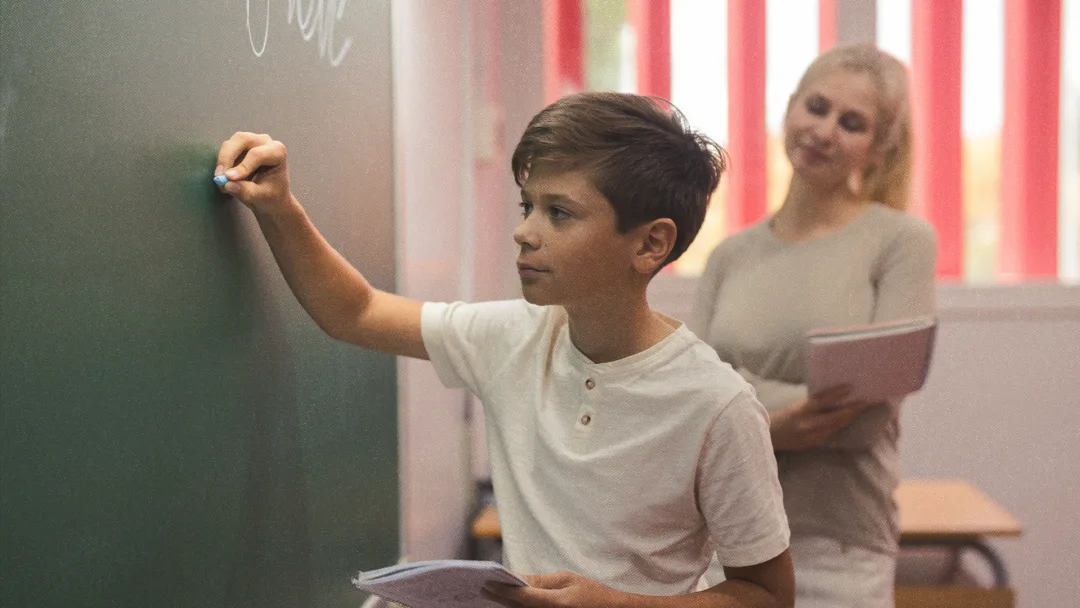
(690, 43, 937, 607)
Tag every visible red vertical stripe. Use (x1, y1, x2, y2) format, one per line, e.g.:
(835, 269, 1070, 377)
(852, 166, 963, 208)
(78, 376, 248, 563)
(543, 0, 584, 104)
(727, 0, 768, 231)
(819, 0, 837, 52)
(911, 0, 964, 279)
(630, 0, 671, 99)
(1001, 0, 1060, 279)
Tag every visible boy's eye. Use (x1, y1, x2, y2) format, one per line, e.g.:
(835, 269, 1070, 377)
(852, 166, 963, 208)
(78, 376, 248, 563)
(548, 206, 570, 220)
(519, 201, 533, 217)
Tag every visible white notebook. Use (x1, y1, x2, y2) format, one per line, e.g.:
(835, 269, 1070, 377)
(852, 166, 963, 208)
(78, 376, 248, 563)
(352, 559, 527, 608)
(805, 316, 937, 403)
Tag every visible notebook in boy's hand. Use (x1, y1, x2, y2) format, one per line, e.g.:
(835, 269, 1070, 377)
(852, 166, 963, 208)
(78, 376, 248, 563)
(805, 316, 937, 403)
(351, 559, 527, 608)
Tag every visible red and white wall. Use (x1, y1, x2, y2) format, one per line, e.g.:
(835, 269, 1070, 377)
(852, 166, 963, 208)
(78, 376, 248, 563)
(388, 3, 1080, 607)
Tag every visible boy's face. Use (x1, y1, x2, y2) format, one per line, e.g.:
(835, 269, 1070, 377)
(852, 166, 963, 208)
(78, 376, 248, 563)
(514, 166, 640, 310)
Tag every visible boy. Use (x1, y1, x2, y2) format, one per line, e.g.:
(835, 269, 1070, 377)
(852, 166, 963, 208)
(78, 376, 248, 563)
(215, 92, 794, 607)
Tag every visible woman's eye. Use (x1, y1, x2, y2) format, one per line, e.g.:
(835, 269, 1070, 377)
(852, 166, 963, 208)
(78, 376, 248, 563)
(840, 114, 868, 133)
(806, 96, 829, 115)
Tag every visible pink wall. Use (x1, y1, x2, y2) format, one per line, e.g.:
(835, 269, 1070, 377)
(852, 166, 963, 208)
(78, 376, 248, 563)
(389, 7, 1080, 608)
(391, 0, 544, 562)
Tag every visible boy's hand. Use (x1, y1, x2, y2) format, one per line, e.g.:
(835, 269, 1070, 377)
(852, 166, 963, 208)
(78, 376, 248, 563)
(484, 571, 625, 608)
(216, 132, 293, 212)
(770, 386, 868, 451)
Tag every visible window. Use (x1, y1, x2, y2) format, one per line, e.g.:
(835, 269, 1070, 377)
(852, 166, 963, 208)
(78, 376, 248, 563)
(1061, 0, 1080, 281)
(670, 0, 730, 274)
(568, 0, 1080, 282)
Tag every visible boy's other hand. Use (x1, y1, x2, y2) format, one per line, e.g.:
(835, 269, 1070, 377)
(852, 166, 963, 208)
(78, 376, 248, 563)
(483, 571, 625, 608)
(770, 386, 868, 451)
(216, 132, 293, 213)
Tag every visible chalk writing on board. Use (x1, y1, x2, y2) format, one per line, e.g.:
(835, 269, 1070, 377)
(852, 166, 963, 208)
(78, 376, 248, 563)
(287, 0, 354, 66)
(246, 0, 353, 67)
(247, 0, 270, 57)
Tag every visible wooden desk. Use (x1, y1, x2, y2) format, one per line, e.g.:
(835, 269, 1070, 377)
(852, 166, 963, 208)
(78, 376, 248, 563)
(471, 479, 1021, 606)
(894, 479, 1021, 608)
(472, 503, 501, 539)
(474, 479, 1022, 542)
(896, 479, 1022, 541)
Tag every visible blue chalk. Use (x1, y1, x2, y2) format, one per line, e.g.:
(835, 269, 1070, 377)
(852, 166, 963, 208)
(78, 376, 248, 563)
(213, 174, 229, 187)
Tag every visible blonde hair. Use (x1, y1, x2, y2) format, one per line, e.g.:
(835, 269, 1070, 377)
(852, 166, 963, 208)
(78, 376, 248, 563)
(790, 43, 913, 211)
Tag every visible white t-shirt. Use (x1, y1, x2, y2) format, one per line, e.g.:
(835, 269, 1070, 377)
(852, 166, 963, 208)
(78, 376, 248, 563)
(422, 300, 789, 596)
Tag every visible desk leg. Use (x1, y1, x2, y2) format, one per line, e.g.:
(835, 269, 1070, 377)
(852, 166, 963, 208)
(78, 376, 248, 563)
(900, 539, 1009, 587)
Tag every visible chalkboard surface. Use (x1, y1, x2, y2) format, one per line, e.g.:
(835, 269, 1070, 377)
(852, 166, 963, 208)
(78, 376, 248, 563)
(0, 2, 398, 607)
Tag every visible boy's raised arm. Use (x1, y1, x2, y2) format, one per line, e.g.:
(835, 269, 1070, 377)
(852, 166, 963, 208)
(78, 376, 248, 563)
(216, 132, 427, 360)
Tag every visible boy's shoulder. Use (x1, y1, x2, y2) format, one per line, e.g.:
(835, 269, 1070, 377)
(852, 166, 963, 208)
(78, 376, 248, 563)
(421, 299, 562, 392)
(426, 298, 552, 329)
(656, 325, 755, 407)
(422, 298, 556, 356)
(647, 331, 769, 443)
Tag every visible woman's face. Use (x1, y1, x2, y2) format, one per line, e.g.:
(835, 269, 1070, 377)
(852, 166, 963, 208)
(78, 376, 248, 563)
(784, 68, 880, 188)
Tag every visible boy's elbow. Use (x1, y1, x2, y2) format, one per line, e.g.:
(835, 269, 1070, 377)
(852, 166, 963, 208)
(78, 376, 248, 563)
(321, 323, 353, 343)
(324, 316, 369, 346)
(313, 305, 366, 344)
(761, 572, 795, 608)
(721, 548, 794, 608)
(318, 278, 380, 343)
(771, 561, 795, 608)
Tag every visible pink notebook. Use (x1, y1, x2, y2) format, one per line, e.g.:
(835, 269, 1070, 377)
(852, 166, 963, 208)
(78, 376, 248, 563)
(805, 316, 937, 402)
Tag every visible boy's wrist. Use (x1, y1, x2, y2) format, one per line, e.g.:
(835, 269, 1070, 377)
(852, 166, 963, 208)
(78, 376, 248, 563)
(604, 587, 644, 608)
(251, 193, 305, 220)
(616, 594, 677, 608)
(617, 590, 689, 608)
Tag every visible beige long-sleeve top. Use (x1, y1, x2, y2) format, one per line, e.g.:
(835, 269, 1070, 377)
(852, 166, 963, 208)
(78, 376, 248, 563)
(689, 203, 937, 555)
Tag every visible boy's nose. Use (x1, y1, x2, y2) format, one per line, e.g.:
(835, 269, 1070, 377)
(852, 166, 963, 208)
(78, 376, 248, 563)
(513, 222, 540, 249)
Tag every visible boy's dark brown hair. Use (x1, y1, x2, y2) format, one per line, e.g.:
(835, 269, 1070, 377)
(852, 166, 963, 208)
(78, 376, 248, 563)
(511, 92, 726, 268)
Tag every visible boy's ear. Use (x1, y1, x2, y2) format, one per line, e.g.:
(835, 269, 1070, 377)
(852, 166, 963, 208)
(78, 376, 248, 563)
(633, 219, 677, 275)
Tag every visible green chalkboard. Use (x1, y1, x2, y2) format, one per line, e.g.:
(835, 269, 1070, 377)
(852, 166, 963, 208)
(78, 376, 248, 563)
(0, 1, 398, 607)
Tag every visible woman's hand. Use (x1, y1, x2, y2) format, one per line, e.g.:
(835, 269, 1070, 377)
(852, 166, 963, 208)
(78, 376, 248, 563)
(769, 386, 869, 451)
